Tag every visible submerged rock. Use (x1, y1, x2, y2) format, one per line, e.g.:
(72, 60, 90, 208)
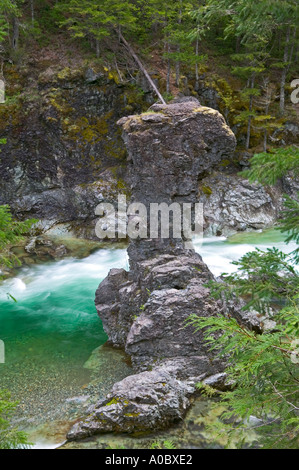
(67, 99, 259, 440)
(67, 369, 193, 438)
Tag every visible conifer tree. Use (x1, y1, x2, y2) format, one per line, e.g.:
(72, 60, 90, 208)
(0, 0, 20, 46)
(58, 0, 137, 58)
(0, 390, 31, 449)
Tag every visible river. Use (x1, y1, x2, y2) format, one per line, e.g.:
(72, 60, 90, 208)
(0, 229, 296, 448)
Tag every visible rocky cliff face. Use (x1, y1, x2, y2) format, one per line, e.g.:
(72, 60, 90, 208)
(199, 173, 283, 237)
(0, 65, 152, 237)
(67, 99, 260, 440)
(0, 65, 291, 240)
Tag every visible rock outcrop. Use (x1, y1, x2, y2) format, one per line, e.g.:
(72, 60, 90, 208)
(0, 65, 149, 237)
(1, 65, 294, 240)
(199, 173, 283, 237)
(67, 99, 259, 440)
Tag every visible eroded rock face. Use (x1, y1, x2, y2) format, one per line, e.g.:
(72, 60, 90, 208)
(120, 99, 236, 208)
(96, 251, 224, 369)
(0, 67, 146, 235)
(199, 173, 282, 236)
(67, 99, 259, 440)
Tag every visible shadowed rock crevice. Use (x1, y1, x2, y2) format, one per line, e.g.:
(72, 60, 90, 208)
(67, 98, 258, 440)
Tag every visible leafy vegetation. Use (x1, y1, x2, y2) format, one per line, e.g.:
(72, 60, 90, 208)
(188, 306, 299, 448)
(0, 205, 36, 270)
(243, 146, 299, 186)
(187, 147, 299, 449)
(150, 439, 176, 450)
(243, 145, 299, 263)
(0, 1, 298, 152)
(0, 0, 298, 451)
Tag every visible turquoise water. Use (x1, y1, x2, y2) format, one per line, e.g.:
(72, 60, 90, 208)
(0, 229, 296, 444)
(0, 249, 128, 365)
(0, 248, 129, 430)
(194, 229, 297, 276)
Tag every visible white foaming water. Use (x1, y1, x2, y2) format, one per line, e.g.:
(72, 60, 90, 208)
(0, 231, 296, 301)
(0, 230, 296, 450)
(195, 234, 297, 277)
(0, 249, 129, 302)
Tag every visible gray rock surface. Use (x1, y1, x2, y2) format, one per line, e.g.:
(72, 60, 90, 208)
(67, 100, 260, 440)
(1, 66, 295, 239)
(67, 369, 194, 438)
(199, 173, 282, 236)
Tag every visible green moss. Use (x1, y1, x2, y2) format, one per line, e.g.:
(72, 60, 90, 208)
(103, 139, 126, 160)
(57, 67, 83, 81)
(125, 88, 145, 106)
(220, 159, 231, 167)
(116, 179, 127, 190)
(105, 397, 120, 406)
(201, 185, 213, 196)
(124, 412, 140, 418)
(57, 68, 71, 80)
(193, 106, 219, 116)
(0, 100, 22, 129)
(48, 90, 74, 116)
(4, 66, 24, 97)
(124, 105, 134, 113)
(109, 70, 120, 84)
(64, 111, 113, 144)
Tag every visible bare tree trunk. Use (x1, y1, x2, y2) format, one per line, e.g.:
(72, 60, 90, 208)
(31, 0, 34, 25)
(246, 74, 255, 150)
(262, 78, 270, 152)
(263, 129, 268, 152)
(280, 26, 291, 116)
(286, 26, 297, 74)
(166, 41, 171, 95)
(235, 35, 241, 53)
(246, 115, 252, 151)
(114, 58, 123, 83)
(195, 34, 199, 91)
(175, 0, 182, 87)
(278, 29, 282, 52)
(96, 39, 100, 59)
(175, 49, 180, 87)
(263, 83, 271, 152)
(290, 27, 297, 60)
(118, 30, 166, 105)
(12, 15, 19, 50)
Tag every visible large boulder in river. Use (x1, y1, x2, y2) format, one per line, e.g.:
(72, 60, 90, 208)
(119, 97, 236, 209)
(67, 366, 228, 439)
